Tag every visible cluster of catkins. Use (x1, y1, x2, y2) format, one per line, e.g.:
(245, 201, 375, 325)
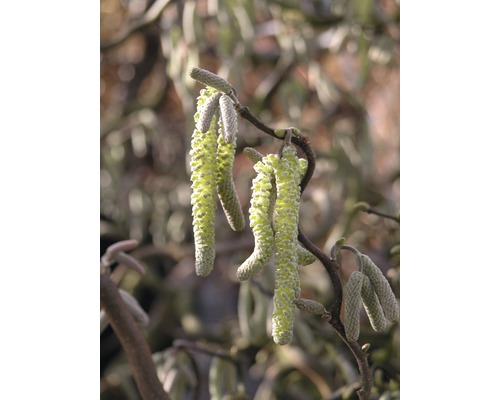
(189, 67, 399, 346)
(343, 254, 400, 342)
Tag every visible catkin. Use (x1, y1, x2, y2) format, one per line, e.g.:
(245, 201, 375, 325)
(196, 91, 222, 133)
(243, 147, 264, 164)
(272, 144, 302, 345)
(190, 67, 234, 94)
(297, 245, 316, 266)
(236, 156, 276, 280)
(190, 88, 218, 276)
(361, 275, 388, 332)
(216, 125, 245, 231)
(360, 254, 400, 323)
(344, 271, 364, 341)
(219, 94, 237, 143)
(294, 298, 327, 315)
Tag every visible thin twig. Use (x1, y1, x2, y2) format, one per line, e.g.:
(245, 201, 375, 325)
(364, 207, 400, 224)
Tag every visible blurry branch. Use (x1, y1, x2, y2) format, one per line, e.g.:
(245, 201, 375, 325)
(101, 0, 174, 51)
(363, 207, 400, 224)
(100, 86, 166, 139)
(173, 339, 238, 364)
(100, 240, 171, 400)
(172, 339, 248, 395)
(252, 45, 297, 110)
(355, 202, 400, 224)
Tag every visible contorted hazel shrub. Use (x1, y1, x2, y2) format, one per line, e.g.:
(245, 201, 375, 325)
(189, 68, 399, 353)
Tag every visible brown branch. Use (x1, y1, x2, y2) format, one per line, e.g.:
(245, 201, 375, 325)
(364, 207, 400, 224)
(341, 339, 372, 400)
(100, 274, 171, 400)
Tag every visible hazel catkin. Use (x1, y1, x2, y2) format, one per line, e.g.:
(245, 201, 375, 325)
(272, 144, 302, 345)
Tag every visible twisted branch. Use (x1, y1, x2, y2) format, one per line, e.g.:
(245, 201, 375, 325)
(232, 93, 372, 400)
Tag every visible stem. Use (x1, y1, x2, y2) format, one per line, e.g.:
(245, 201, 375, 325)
(341, 339, 372, 400)
(364, 207, 400, 224)
(100, 274, 171, 400)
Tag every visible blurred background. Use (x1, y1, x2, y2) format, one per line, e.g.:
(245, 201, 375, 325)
(100, 0, 400, 399)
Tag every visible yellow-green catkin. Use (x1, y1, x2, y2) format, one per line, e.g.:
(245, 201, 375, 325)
(361, 275, 388, 332)
(190, 88, 218, 276)
(216, 120, 245, 231)
(236, 155, 277, 280)
(360, 254, 400, 323)
(272, 144, 302, 345)
(344, 271, 364, 341)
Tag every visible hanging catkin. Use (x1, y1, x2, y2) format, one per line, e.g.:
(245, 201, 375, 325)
(236, 155, 277, 280)
(216, 118, 245, 232)
(360, 254, 400, 323)
(272, 144, 302, 345)
(190, 88, 218, 276)
(344, 271, 364, 341)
